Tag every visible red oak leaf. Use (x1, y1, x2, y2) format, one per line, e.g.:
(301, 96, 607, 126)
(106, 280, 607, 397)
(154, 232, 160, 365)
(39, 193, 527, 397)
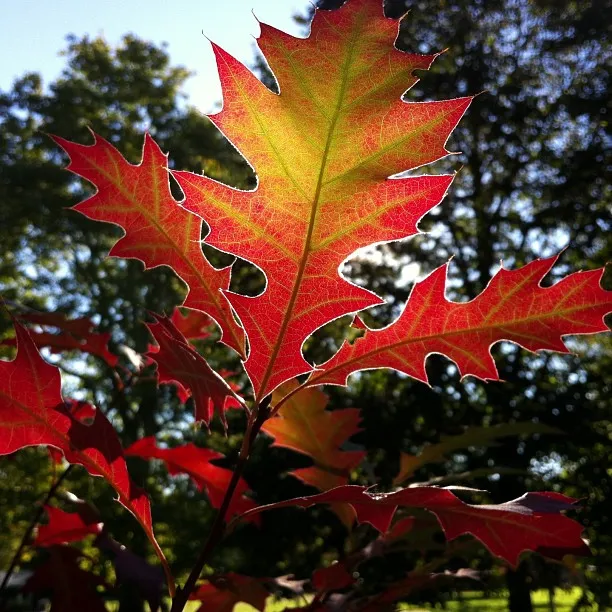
(64, 399, 98, 424)
(189, 573, 268, 612)
(0, 321, 173, 591)
(146, 314, 244, 426)
(125, 437, 257, 519)
(312, 256, 612, 387)
(51, 131, 245, 357)
(239, 485, 590, 567)
(170, 307, 212, 341)
(19, 311, 94, 337)
(263, 380, 365, 491)
(24, 546, 108, 612)
(174, 0, 470, 399)
(2, 324, 117, 367)
(47, 400, 97, 464)
(35, 505, 102, 547)
(312, 563, 355, 592)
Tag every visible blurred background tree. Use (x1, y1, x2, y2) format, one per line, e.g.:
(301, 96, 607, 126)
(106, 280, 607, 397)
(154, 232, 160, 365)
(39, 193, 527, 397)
(0, 0, 610, 610)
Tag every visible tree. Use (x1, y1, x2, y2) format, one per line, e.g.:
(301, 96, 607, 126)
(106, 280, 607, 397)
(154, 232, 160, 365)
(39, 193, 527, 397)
(324, 0, 611, 608)
(0, 1, 610, 611)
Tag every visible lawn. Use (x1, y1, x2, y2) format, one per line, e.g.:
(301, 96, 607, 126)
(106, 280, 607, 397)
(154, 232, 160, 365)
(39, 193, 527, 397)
(400, 587, 584, 611)
(184, 587, 584, 611)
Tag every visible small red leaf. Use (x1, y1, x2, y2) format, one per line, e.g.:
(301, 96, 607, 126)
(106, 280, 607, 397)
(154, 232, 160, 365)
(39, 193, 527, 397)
(125, 437, 257, 519)
(0, 322, 173, 591)
(312, 563, 355, 592)
(19, 311, 94, 337)
(24, 546, 108, 612)
(35, 505, 102, 547)
(2, 326, 117, 367)
(97, 532, 165, 612)
(240, 485, 589, 567)
(170, 307, 212, 341)
(146, 314, 244, 426)
(189, 573, 268, 612)
(360, 568, 482, 611)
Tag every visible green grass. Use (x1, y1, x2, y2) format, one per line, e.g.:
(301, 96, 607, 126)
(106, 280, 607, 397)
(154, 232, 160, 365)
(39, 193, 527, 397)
(397, 587, 583, 611)
(181, 587, 583, 611)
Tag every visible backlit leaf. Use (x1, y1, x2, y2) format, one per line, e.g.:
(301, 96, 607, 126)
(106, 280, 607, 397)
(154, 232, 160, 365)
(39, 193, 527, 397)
(0, 321, 173, 591)
(175, 0, 470, 398)
(313, 257, 612, 388)
(51, 132, 245, 357)
(125, 437, 257, 519)
(146, 313, 244, 426)
(263, 380, 365, 491)
(35, 505, 102, 547)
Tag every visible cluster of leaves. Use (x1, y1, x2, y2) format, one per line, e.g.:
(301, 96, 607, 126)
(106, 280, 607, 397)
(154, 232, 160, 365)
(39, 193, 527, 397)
(1, 0, 611, 610)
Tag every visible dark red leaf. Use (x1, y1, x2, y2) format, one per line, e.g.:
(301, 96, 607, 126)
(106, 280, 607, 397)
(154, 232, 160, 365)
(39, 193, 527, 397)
(239, 485, 589, 566)
(35, 505, 102, 547)
(97, 532, 165, 612)
(189, 573, 268, 612)
(125, 437, 257, 520)
(146, 314, 244, 426)
(24, 546, 108, 612)
(312, 563, 355, 592)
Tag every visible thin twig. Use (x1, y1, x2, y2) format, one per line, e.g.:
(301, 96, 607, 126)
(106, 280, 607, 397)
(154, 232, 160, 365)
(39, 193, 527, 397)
(0, 464, 74, 607)
(170, 399, 271, 612)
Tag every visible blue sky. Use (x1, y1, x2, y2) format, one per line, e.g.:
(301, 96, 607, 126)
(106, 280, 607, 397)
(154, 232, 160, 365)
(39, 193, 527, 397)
(0, 0, 311, 113)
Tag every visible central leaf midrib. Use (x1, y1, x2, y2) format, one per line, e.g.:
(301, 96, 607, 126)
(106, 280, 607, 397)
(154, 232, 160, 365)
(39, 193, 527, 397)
(256, 19, 363, 397)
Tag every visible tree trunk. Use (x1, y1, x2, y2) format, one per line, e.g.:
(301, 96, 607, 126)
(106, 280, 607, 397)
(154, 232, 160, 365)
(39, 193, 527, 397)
(548, 586, 556, 612)
(507, 562, 533, 612)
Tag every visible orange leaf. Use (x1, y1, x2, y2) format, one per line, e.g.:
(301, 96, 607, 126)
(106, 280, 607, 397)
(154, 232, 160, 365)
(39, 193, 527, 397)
(175, 0, 470, 398)
(263, 380, 364, 491)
